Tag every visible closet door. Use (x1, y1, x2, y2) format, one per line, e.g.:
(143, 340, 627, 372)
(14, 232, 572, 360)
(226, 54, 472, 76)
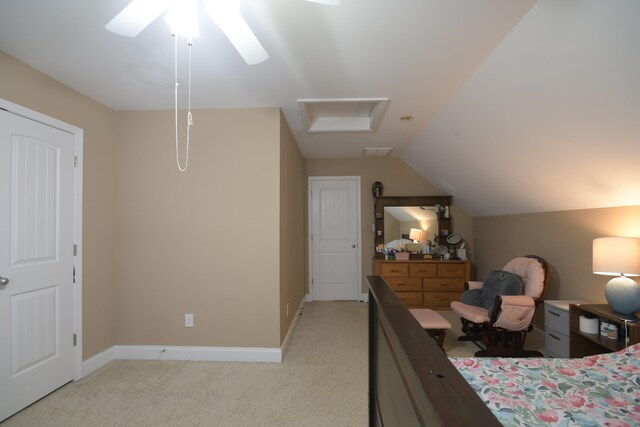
(0, 109, 75, 421)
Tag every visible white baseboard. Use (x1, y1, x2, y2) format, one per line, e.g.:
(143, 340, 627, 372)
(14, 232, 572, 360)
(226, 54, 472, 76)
(79, 319, 311, 378)
(280, 296, 306, 360)
(81, 344, 283, 377)
(114, 345, 282, 363)
(82, 346, 116, 377)
(359, 293, 369, 303)
(305, 293, 312, 302)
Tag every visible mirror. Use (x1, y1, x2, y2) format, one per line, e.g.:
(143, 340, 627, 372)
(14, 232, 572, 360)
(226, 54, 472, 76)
(374, 196, 452, 257)
(383, 206, 439, 245)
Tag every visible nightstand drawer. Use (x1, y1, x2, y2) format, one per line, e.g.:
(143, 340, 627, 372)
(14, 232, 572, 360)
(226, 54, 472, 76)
(545, 329, 570, 358)
(545, 303, 570, 334)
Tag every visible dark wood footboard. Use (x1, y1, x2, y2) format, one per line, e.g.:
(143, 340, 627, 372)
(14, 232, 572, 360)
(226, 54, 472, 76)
(368, 275, 500, 426)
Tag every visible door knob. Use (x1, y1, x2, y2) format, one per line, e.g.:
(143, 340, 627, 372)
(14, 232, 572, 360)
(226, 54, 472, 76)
(0, 277, 9, 286)
(352, 244, 357, 248)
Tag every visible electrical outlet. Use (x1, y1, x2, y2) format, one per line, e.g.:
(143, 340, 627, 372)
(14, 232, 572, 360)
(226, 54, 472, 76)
(185, 313, 194, 328)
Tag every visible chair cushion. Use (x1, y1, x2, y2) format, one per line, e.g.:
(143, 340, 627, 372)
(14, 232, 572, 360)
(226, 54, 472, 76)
(503, 257, 546, 298)
(459, 288, 483, 307)
(451, 301, 490, 323)
(481, 270, 524, 313)
(493, 295, 535, 330)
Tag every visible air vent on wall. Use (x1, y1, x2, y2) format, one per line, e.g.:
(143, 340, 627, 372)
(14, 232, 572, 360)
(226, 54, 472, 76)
(297, 98, 389, 133)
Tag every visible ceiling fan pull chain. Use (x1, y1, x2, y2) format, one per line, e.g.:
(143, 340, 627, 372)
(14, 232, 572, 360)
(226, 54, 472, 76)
(174, 34, 193, 172)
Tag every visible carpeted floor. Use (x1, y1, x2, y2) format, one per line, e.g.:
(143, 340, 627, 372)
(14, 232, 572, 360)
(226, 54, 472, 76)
(2, 303, 543, 426)
(3, 301, 369, 427)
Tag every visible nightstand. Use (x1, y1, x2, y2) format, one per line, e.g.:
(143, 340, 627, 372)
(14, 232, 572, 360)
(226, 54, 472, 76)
(544, 300, 587, 358)
(569, 303, 640, 357)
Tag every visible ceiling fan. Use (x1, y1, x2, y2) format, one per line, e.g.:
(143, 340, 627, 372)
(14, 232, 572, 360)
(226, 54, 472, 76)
(106, 0, 342, 65)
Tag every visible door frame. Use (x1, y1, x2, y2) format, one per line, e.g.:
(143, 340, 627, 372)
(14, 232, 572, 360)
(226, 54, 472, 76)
(307, 176, 361, 301)
(1, 98, 84, 380)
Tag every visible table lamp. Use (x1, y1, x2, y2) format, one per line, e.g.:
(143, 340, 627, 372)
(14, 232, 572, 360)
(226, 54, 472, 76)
(593, 237, 640, 315)
(409, 228, 422, 243)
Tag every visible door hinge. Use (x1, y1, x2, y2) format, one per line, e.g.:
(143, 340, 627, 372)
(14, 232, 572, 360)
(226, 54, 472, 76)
(73, 265, 76, 283)
(74, 155, 78, 167)
(73, 244, 77, 256)
(73, 333, 77, 346)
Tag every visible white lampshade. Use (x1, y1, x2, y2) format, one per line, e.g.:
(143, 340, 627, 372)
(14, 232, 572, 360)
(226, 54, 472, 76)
(593, 237, 640, 277)
(409, 228, 422, 242)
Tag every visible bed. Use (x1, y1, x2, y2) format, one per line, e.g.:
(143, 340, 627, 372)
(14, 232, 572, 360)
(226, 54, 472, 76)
(451, 346, 640, 426)
(367, 275, 640, 427)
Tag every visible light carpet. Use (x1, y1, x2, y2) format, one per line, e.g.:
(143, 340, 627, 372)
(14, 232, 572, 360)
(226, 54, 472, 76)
(2, 303, 542, 426)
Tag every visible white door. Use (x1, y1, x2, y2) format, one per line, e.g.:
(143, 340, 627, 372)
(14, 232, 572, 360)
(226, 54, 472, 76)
(309, 177, 360, 300)
(0, 109, 76, 421)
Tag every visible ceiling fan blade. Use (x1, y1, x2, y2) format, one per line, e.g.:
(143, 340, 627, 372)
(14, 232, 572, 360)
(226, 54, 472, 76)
(203, 1, 269, 65)
(305, 0, 342, 5)
(106, 0, 174, 37)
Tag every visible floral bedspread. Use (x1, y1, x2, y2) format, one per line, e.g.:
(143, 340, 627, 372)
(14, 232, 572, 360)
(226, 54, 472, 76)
(450, 343, 640, 426)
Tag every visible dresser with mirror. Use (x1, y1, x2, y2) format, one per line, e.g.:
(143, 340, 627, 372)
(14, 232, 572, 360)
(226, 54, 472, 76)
(373, 196, 471, 308)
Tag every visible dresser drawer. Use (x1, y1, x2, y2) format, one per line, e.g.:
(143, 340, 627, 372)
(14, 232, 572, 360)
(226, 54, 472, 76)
(385, 278, 422, 292)
(423, 278, 465, 292)
(437, 263, 466, 278)
(545, 303, 570, 335)
(545, 329, 570, 358)
(396, 292, 423, 307)
(423, 292, 459, 307)
(379, 263, 409, 277)
(409, 264, 437, 278)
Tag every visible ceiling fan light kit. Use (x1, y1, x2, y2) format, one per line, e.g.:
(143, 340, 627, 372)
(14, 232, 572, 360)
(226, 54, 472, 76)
(105, 0, 342, 171)
(105, 0, 340, 65)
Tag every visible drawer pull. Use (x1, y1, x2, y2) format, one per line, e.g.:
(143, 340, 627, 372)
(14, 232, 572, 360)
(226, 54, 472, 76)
(439, 283, 449, 287)
(390, 269, 400, 273)
(548, 311, 561, 317)
(548, 333, 561, 341)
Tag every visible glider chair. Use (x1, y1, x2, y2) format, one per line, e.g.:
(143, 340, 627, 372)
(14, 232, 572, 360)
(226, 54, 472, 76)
(450, 255, 550, 357)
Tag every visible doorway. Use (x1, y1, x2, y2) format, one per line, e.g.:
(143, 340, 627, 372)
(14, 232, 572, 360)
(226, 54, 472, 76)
(308, 176, 361, 301)
(0, 100, 83, 421)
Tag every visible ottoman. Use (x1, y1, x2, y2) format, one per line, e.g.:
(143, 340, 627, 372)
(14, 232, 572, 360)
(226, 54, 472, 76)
(409, 308, 452, 350)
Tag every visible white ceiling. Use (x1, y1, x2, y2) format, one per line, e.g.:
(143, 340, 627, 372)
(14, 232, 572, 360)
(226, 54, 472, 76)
(1, 1, 639, 217)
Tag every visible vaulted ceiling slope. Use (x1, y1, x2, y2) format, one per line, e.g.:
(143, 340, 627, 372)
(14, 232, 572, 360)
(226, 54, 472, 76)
(403, 1, 640, 217)
(1, 1, 638, 218)
(0, 0, 534, 160)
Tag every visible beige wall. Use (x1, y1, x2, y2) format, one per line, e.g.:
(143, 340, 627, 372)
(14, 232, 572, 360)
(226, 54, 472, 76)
(304, 157, 475, 293)
(0, 52, 117, 360)
(114, 108, 282, 348)
(474, 205, 640, 328)
(279, 112, 305, 343)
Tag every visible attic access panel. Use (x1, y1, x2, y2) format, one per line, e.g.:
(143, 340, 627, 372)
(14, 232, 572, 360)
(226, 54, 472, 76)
(297, 98, 389, 133)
